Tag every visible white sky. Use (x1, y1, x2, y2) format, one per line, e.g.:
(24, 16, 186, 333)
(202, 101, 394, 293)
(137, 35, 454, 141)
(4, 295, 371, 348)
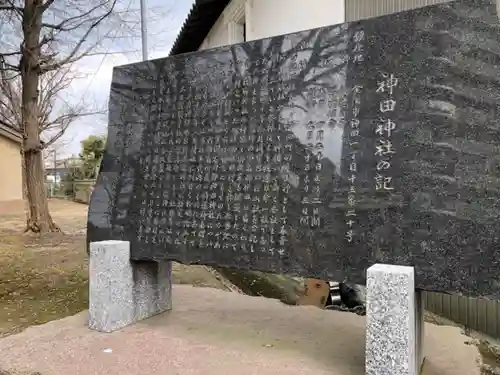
(57, 0, 195, 158)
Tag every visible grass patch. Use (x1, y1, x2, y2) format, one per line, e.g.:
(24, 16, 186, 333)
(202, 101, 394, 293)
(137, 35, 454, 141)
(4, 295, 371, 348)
(0, 232, 229, 337)
(0, 199, 230, 338)
(0, 231, 228, 337)
(0, 230, 89, 337)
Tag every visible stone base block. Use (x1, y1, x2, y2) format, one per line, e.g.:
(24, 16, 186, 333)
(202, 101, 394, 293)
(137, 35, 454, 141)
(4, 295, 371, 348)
(89, 240, 172, 333)
(365, 264, 425, 375)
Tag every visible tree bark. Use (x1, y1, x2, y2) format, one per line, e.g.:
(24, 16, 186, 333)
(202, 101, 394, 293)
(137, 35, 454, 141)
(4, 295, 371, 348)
(21, 147, 27, 200)
(20, 0, 59, 233)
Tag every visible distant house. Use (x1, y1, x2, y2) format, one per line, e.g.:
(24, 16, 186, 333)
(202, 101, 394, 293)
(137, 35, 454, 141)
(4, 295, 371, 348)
(169, 0, 454, 57)
(0, 123, 23, 203)
(45, 156, 83, 183)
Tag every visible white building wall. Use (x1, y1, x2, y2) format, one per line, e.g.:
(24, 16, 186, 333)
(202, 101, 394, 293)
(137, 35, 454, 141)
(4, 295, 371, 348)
(198, 0, 500, 52)
(198, 0, 345, 50)
(198, 13, 230, 50)
(246, 0, 345, 41)
(345, 0, 452, 21)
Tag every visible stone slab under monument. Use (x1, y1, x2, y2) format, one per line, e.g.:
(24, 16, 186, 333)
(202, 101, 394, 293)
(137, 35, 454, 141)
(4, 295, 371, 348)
(87, 0, 500, 374)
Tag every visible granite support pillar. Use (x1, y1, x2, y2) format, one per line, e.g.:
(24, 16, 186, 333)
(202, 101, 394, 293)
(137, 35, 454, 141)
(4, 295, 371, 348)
(365, 264, 425, 375)
(88, 240, 172, 333)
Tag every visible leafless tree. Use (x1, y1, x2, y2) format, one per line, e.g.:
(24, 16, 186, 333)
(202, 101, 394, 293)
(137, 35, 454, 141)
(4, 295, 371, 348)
(0, 62, 100, 148)
(0, 0, 158, 233)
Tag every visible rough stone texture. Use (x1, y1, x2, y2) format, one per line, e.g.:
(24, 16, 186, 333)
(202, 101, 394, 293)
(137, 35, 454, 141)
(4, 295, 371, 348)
(89, 240, 172, 332)
(366, 264, 424, 375)
(213, 268, 305, 305)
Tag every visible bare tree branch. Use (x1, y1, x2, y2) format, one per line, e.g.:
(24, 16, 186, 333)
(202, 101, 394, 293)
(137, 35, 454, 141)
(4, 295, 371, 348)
(39, 0, 55, 12)
(0, 51, 20, 57)
(0, 0, 172, 233)
(0, 0, 142, 144)
(37, 0, 120, 72)
(0, 0, 22, 15)
(0, 56, 21, 129)
(41, 2, 108, 31)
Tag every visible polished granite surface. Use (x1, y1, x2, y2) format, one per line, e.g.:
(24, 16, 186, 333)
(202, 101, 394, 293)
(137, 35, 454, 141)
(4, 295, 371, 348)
(88, 0, 500, 299)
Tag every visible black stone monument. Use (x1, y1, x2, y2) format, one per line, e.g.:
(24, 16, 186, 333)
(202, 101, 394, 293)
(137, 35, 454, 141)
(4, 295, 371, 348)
(88, 0, 500, 300)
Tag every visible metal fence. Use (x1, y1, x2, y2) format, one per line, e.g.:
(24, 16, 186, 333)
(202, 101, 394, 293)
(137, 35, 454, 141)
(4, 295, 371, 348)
(45, 179, 94, 203)
(45, 181, 73, 200)
(423, 292, 500, 340)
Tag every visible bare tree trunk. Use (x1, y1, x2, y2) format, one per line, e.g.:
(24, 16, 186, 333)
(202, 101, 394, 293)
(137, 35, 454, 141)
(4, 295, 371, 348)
(21, 147, 27, 200)
(24, 148, 59, 232)
(20, 0, 59, 233)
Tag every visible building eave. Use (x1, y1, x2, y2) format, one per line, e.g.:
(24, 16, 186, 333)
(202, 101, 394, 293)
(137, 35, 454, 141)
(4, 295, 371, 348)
(0, 123, 22, 144)
(169, 0, 231, 56)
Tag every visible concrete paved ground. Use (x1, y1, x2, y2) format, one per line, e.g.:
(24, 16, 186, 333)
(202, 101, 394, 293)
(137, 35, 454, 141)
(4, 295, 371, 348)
(0, 285, 482, 375)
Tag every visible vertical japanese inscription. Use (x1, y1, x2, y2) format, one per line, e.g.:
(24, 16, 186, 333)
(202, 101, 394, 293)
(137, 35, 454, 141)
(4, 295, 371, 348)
(137, 63, 181, 246)
(267, 55, 290, 257)
(345, 28, 365, 244)
(374, 73, 398, 192)
(133, 43, 320, 260)
(299, 93, 324, 230)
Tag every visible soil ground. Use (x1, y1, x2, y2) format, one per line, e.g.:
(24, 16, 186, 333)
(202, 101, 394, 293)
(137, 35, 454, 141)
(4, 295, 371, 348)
(0, 285, 486, 375)
(0, 199, 229, 338)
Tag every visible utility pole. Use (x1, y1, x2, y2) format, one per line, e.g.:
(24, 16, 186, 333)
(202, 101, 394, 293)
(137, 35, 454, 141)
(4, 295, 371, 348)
(50, 149, 57, 197)
(140, 0, 148, 61)
(53, 149, 57, 181)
